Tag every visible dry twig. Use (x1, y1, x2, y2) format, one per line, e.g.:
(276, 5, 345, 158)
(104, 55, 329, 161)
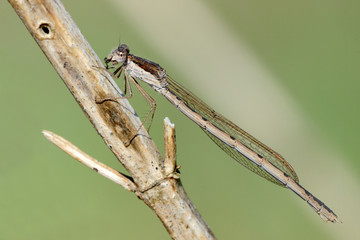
(8, 0, 215, 239)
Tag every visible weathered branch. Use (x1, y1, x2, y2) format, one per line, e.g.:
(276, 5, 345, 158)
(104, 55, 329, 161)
(163, 117, 177, 175)
(42, 130, 137, 192)
(41, 118, 179, 193)
(8, 0, 215, 239)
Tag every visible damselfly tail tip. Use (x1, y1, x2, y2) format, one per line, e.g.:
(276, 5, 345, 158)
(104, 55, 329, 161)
(332, 216, 342, 224)
(319, 212, 342, 223)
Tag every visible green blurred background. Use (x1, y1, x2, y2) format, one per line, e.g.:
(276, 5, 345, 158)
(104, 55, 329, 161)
(1, 0, 359, 239)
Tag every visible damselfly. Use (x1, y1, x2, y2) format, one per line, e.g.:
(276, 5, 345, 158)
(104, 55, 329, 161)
(101, 44, 340, 223)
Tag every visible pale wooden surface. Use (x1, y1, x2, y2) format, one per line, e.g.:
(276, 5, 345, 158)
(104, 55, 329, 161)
(8, 0, 215, 239)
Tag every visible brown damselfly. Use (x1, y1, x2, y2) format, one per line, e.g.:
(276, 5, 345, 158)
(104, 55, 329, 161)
(100, 43, 340, 223)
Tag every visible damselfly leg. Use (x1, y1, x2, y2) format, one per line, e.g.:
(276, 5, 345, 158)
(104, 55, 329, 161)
(95, 64, 157, 146)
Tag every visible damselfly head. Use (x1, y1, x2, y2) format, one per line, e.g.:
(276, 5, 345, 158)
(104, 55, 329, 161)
(104, 44, 129, 66)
